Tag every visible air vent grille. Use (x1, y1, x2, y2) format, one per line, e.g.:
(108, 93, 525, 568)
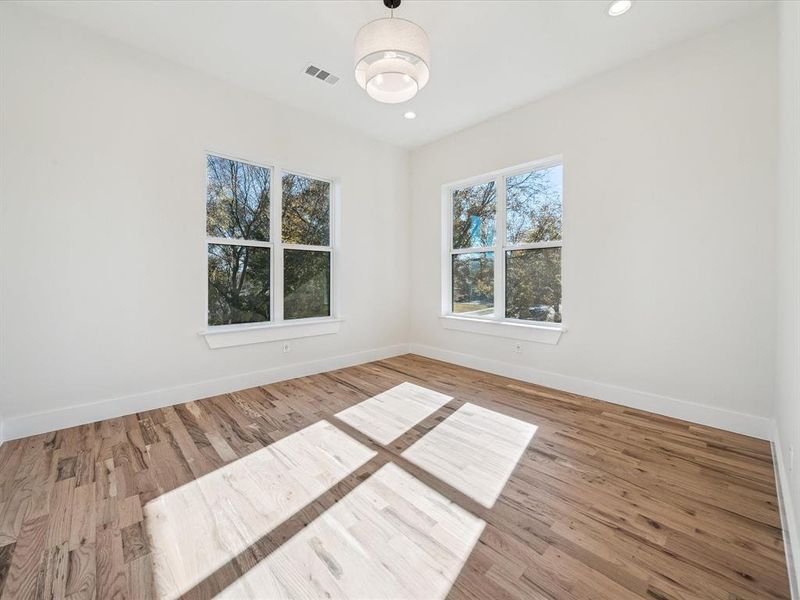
(304, 64, 339, 85)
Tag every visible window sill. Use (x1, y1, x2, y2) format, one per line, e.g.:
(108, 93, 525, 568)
(200, 318, 342, 349)
(439, 315, 565, 345)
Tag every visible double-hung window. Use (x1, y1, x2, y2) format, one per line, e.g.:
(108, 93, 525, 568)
(444, 157, 563, 330)
(206, 154, 333, 329)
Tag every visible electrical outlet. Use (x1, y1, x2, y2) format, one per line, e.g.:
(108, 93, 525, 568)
(282, 342, 291, 353)
(790, 445, 794, 473)
(514, 343, 522, 354)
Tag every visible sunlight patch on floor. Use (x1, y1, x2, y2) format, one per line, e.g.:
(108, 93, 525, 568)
(402, 403, 538, 508)
(218, 462, 486, 600)
(335, 381, 453, 445)
(144, 420, 376, 600)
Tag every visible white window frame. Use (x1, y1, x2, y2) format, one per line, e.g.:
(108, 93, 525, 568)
(440, 155, 565, 345)
(201, 152, 341, 349)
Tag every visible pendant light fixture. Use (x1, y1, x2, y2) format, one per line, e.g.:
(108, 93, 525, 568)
(354, 0, 430, 104)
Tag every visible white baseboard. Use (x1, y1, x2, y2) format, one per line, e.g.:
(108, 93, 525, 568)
(3, 341, 773, 443)
(772, 424, 800, 599)
(2, 343, 410, 441)
(408, 343, 772, 440)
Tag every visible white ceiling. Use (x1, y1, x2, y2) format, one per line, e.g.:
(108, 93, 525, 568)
(26, 0, 769, 148)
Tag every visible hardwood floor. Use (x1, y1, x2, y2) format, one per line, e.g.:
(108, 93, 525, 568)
(402, 402, 537, 509)
(218, 462, 485, 600)
(0, 354, 790, 599)
(145, 420, 377, 598)
(335, 381, 453, 445)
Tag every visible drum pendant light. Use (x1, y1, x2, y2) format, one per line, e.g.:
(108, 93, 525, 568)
(354, 0, 431, 104)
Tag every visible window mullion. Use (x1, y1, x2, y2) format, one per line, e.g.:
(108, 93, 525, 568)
(272, 166, 284, 323)
(495, 176, 507, 320)
(451, 245, 494, 255)
(328, 179, 336, 319)
(443, 187, 453, 315)
(205, 237, 272, 248)
(505, 240, 563, 251)
(283, 243, 332, 252)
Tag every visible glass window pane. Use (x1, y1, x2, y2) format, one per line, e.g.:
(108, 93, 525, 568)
(452, 181, 496, 249)
(206, 155, 271, 241)
(505, 247, 561, 322)
(452, 252, 494, 316)
(506, 165, 562, 244)
(284, 249, 331, 320)
(208, 244, 270, 325)
(282, 173, 330, 246)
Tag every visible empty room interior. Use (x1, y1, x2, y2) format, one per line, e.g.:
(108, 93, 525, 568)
(1, 0, 800, 598)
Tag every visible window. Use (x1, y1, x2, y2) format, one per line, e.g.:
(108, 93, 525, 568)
(445, 158, 563, 325)
(282, 172, 332, 320)
(206, 154, 333, 327)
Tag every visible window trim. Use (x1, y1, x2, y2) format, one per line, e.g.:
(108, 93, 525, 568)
(201, 151, 340, 348)
(440, 155, 565, 342)
(201, 317, 344, 349)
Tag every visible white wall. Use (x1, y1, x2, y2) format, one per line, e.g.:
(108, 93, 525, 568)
(408, 11, 778, 437)
(0, 4, 785, 445)
(774, 0, 800, 592)
(0, 4, 410, 438)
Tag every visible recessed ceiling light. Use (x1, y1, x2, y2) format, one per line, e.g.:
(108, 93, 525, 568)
(404, 111, 416, 120)
(608, 0, 632, 16)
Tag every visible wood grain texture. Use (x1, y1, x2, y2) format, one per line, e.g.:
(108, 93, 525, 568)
(0, 354, 790, 599)
(336, 381, 452, 445)
(218, 463, 485, 599)
(144, 420, 375, 599)
(402, 402, 538, 508)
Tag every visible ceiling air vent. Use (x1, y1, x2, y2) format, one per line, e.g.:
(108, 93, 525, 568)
(304, 64, 339, 85)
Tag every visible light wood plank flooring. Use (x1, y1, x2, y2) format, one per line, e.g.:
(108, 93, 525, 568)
(0, 354, 790, 599)
(402, 401, 538, 509)
(336, 381, 452, 445)
(144, 419, 376, 598)
(218, 462, 485, 600)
